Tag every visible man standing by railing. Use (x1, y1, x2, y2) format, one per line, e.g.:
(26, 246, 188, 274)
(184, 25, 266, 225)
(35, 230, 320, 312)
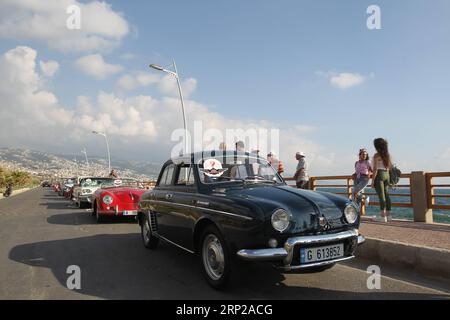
(294, 152, 309, 189)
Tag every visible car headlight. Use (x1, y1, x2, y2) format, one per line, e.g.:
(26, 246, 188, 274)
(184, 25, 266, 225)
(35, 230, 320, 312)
(344, 204, 358, 224)
(102, 195, 113, 205)
(271, 209, 291, 232)
(82, 189, 92, 194)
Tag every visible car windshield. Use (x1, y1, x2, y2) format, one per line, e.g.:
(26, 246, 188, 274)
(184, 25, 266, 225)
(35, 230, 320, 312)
(81, 178, 114, 187)
(100, 178, 144, 189)
(197, 155, 283, 185)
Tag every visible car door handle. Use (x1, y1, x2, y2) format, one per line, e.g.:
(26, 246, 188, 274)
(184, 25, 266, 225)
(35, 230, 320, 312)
(165, 194, 173, 200)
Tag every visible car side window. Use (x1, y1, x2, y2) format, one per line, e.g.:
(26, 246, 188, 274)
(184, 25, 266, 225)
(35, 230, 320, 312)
(159, 164, 175, 186)
(176, 165, 195, 186)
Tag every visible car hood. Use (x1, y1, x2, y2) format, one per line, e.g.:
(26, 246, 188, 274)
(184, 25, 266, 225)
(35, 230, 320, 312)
(223, 184, 349, 233)
(106, 188, 145, 203)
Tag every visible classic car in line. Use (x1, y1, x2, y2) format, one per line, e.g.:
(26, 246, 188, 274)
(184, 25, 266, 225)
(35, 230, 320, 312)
(137, 151, 365, 289)
(92, 178, 146, 222)
(72, 177, 114, 208)
(61, 178, 76, 198)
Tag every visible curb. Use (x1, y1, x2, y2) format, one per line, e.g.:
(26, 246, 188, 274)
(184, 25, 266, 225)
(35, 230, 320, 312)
(356, 237, 450, 281)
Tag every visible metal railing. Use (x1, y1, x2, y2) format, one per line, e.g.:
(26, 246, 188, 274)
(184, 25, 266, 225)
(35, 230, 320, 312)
(285, 171, 450, 223)
(426, 172, 450, 210)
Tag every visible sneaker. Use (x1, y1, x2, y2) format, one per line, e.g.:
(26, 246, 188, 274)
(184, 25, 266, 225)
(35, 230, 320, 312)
(372, 215, 388, 222)
(386, 215, 392, 222)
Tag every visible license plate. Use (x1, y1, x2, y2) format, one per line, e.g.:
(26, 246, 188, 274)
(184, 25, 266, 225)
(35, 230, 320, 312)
(300, 243, 344, 264)
(123, 210, 137, 216)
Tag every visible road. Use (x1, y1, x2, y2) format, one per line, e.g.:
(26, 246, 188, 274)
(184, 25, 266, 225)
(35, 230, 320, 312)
(0, 188, 449, 300)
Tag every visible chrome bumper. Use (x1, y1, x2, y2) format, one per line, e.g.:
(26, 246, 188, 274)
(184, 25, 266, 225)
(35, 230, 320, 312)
(79, 195, 92, 202)
(236, 229, 365, 270)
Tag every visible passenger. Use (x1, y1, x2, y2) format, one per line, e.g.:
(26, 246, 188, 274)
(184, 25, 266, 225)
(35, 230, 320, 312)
(235, 141, 245, 152)
(371, 138, 393, 222)
(108, 169, 119, 178)
(352, 148, 372, 205)
(267, 152, 284, 176)
(294, 152, 309, 189)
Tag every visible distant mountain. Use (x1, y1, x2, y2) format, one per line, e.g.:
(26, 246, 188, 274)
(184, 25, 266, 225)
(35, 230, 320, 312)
(0, 147, 162, 180)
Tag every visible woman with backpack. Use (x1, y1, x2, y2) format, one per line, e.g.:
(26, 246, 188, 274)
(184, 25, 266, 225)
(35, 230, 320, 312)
(371, 138, 393, 222)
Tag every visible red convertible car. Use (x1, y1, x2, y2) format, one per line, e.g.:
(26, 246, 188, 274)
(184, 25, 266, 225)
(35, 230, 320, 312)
(92, 179, 146, 222)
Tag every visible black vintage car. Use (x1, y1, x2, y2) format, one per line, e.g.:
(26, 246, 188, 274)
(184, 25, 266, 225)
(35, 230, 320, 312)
(137, 151, 365, 289)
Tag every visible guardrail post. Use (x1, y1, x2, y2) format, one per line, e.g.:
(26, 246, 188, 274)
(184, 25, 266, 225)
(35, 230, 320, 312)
(309, 177, 316, 191)
(410, 171, 433, 223)
(346, 178, 352, 200)
(361, 198, 366, 216)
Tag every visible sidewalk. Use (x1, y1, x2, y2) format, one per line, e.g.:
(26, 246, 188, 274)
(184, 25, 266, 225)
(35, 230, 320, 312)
(357, 217, 450, 281)
(360, 217, 450, 251)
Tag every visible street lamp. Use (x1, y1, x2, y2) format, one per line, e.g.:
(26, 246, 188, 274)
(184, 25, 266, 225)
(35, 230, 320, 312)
(149, 60, 188, 155)
(92, 131, 111, 174)
(81, 147, 89, 168)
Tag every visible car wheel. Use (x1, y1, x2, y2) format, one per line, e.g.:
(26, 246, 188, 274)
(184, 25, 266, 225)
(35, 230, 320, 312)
(92, 201, 97, 216)
(200, 225, 232, 290)
(141, 212, 159, 249)
(96, 210, 104, 223)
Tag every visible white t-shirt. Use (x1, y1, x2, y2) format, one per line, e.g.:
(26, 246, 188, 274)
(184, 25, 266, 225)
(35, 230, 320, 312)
(296, 158, 309, 181)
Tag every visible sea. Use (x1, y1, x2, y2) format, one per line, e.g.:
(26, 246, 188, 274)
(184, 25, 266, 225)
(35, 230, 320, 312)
(317, 187, 450, 224)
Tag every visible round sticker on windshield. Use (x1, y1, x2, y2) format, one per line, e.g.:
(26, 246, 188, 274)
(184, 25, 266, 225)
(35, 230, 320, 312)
(203, 159, 227, 177)
(114, 179, 122, 186)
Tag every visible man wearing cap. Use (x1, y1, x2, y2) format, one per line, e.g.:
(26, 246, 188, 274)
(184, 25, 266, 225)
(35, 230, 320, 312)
(294, 152, 309, 189)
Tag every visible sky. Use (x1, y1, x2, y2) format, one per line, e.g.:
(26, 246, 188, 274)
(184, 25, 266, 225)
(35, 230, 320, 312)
(0, 0, 449, 175)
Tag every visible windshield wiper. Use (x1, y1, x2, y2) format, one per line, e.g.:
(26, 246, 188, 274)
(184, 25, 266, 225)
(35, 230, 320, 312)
(244, 176, 278, 183)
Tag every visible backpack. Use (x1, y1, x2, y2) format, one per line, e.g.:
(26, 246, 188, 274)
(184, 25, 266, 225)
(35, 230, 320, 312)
(389, 165, 401, 187)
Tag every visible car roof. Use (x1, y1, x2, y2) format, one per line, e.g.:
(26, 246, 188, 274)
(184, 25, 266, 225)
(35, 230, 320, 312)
(169, 150, 266, 165)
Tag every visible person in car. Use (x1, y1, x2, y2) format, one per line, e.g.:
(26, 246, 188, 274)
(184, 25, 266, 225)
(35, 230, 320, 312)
(108, 169, 119, 178)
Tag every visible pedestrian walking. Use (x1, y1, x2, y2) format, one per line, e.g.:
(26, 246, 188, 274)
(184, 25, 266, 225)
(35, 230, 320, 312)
(371, 138, 393, 222)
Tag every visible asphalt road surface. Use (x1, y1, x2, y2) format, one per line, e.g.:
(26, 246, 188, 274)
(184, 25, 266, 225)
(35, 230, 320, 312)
(0, 188, 449, 300)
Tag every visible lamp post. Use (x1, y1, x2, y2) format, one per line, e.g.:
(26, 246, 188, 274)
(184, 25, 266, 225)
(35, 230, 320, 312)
(92, 131, 111, 174)
(81, 147, 89, 168)
(149, 60, 188, 155)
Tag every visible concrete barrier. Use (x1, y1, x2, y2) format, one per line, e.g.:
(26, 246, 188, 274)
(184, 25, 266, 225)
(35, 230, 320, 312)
(356, 237, 450, 281)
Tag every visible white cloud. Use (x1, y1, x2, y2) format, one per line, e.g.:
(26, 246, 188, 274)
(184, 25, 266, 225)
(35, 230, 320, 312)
(0, 0, 129, 53)
(75, 54, 123, 79)
(158, 74, 198, 98)
(316, 71, 367, 90)
(39, 60, 59, 77)
(116, 72, 159, 91)
(0, 46, 74, 148)
(119, 53, 136, 60)
(0, 45, 352, 176)
(330, 73, 365, 89)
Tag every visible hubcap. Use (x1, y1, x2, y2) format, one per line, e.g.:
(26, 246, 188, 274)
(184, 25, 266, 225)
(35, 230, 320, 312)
(202, 234, 225, 280)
